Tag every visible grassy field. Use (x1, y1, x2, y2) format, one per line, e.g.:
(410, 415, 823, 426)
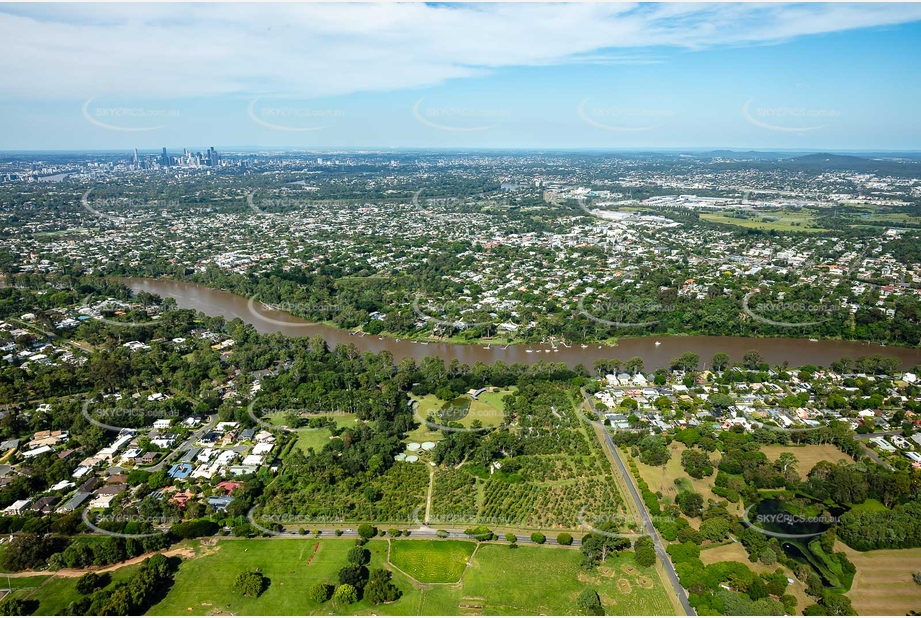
(412, 393, 507, 427)
(838, 542, 921, 616)
(634, 442, 736, 526)
(265, 412, 359, 455)
(389, 540, 476, 583)
(760, 444, 853, 472)
(144, 538, 675, 616)
(452, 544, 675, 616)
(461, 400, 506, 428)
(7, 564, 142, 615)
(2, 575, 52, 591)
(475, 388, 515, 414)
(701, 210, 826, 233)
(407, 390, 510, 444)
(147, 538, 421, 616)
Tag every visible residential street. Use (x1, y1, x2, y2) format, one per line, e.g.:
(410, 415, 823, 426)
(582, 388, 696, 616)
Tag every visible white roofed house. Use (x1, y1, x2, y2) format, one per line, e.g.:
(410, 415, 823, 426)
(242, 454, 264, 467)
(150, 435, 177, 449)
(89, 493, 117, 509)
(254, 430, 275, 443)
(870, 436, 896, 452)
(22, 445, 53, 459)
(252, 442, 274, 456)
(3, 499, 31, 515)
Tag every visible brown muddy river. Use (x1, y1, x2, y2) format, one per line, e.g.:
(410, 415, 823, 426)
(124, 278, 921, 370)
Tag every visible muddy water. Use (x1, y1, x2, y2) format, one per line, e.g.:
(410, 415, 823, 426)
(123, 278, 921, 370)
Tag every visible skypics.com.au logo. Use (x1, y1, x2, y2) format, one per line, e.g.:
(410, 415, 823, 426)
(247, 97, 344, 132)
(412, 98, 509, 132)
(246, 400, 355, 435)
(576, 508, 670, 540)
(246, 294, 342, 329)
(79, 294, 163, 329)
(81, 400, 181, 433)
(741, 504, 837, 539)
(577, 99, 674, 132)
(578, 295, 675, 328)
(742, 291, 840, 328)
(81, 188, 175, 225)
(82, 510, 177, 539)
(246, 507, 346, 537)
(742, 98, 839, 134)
(82, 98, 179, 132)
(411, 293, 500, 334)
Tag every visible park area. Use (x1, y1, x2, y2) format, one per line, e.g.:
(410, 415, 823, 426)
(699, 542, 815, 614)
(700, 208, 827, 233)
(409, 391, 509, 436)
(389, 540, 476, 583)
(838, 544, 921, 616)
(633, 442, 736, 526)
(1, 563, 144, 615)
(264, 411, 359, 454)
(134, 537, 674, 616)
(760, 443, 854, 471)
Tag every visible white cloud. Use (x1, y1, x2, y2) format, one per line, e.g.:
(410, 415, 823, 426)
(1, 2, 920, 100)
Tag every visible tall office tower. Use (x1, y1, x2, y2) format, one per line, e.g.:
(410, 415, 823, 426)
(161, 147, 169, 167)
(209, 147, 218, 166)
(133, 149, 139, 168)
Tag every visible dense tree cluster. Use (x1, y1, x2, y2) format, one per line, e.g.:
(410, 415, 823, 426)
(66, 553, 177, 616)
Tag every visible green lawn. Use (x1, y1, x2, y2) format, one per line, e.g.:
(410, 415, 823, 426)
(423, 544, 675, 616)
(848, 498, 888, 513)
(389, 540, 475, 583)
(475, 388, 515, 413)
(701, 211, 826, 233)
(11, 564, 141, 616)
(3, 575, 51, 591)
(293, 428, 333, 453)
(146, 538, 676, 616)
(408, 391, 509, 440)
(146, 538, 421, 616)
(265, 412, 359, 455)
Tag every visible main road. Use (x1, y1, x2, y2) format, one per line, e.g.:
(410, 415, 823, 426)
(582, 388, 696, 616)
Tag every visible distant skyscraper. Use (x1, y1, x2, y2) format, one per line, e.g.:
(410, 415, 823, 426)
(133, 148, 139, 168)
(161, 147, 169, 167)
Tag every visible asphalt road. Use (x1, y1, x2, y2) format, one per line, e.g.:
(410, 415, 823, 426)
(582, 389, 696, 616)
(258, 526, 584, 546)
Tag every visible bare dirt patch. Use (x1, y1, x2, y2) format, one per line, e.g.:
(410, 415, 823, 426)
(700, 542, 750, 565)
(761, 444, 853, 471)
(577, 572, 602, 586)
(617, 578, 632, 594)
(635, 576, 654, 589)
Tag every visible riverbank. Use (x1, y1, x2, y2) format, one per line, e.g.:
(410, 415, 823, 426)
(119, 277, 921, 370)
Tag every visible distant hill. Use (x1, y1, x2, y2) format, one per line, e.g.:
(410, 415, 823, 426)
(708, 151, 920, 176)
(704, 150, 789, 160)
(786, 152, 872, 166)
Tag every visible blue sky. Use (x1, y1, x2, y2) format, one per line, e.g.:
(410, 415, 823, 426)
(1, 3, 920, 151)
